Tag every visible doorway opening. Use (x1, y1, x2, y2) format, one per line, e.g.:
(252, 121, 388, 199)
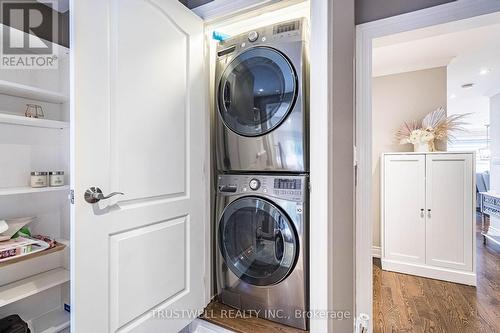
(356, 2, 500, 333)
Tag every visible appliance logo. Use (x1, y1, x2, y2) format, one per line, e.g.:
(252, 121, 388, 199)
(1, 0, 58, 69)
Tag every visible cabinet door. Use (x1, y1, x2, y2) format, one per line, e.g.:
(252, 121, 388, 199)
(425, 154, 473, 271)
(384, 154, 426, 264)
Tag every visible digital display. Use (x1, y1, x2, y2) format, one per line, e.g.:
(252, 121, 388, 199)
(274, 179, 301, 190)
(273, 21, 300, 35)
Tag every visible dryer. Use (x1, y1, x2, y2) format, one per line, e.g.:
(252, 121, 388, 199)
(215, 19, 309, 173)
(215, 174, 308, 330)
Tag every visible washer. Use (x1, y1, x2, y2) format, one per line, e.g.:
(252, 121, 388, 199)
(216, 174, 308, 330)
(215, 19, 309, 173)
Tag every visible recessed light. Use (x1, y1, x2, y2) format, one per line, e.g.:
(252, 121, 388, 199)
(480, 68, 491, 75)
(461, 83, 475, 89)
(449, 94, 457, 99)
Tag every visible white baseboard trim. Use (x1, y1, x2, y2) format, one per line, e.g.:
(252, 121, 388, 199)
(381, 259, 477, 286)
(372, 246, 381, 258)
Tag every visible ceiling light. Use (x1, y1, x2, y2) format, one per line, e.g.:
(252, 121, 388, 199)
(479, 68, 491, 75)
(449, 94, 457, 99)
(461, 83, 474, 89)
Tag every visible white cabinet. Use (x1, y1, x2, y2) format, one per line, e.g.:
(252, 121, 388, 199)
(381, 152, 476, 286)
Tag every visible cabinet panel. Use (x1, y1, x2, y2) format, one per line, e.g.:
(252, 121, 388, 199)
(383, 154, 426, 264)
(425, 154, 473, 271)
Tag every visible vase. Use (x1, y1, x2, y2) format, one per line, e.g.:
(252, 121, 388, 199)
(413, 142, 431, 152)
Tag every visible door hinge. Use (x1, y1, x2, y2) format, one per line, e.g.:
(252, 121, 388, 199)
(69, 189, 75, 204)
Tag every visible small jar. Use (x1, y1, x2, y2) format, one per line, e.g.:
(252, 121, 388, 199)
(30, 172, 48, 188)
(49, 171, 65, 187)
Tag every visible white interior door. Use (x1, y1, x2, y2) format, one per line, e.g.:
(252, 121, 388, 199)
(425, 153, 473, 271)
(383, 154, 426, 264)
(71, 0, 209, 332)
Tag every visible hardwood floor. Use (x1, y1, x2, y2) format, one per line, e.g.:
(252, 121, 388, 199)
(201, 301, 306, 333)
(373, 215, 500, 333)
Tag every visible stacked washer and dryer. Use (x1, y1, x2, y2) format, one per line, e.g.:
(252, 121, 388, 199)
(214, 19, 309, 330)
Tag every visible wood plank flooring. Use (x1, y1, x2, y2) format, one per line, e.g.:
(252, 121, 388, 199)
(202, 301, 306, 333)
(374, 215, 500, 333)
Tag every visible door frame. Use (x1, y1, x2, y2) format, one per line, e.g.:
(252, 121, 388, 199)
(310, 0, 355, 332)
(355, 0, 500, 331)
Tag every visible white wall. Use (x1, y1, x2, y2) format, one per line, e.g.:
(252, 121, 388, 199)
(490, 92, 500, 231)
(372, 67, 447, 246)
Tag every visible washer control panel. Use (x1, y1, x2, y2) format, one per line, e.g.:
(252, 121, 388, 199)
(217, 174, 307, 201)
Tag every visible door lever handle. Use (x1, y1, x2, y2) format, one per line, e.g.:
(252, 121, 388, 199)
(84, 187, 124, 204)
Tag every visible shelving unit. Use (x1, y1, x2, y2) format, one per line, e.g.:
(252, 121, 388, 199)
(0, 80, 68, 104)
(0, 243, 66, 268)
(0, 113, 69, 129)
(0, 24, 71, 329)
(0, 268, 69, 308)
(0, 185, 70, 197)
(29, 307, 70, 333)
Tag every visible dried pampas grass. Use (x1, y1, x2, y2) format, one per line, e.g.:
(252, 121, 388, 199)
(395, 107, 469, 149)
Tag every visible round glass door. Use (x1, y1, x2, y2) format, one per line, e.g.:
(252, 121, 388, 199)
(218, 47, 297, 137)
(219, 196, 298, 286)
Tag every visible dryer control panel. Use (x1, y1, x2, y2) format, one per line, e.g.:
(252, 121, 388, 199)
(217, 174, 307, 202)
(216, 18, 308, 59)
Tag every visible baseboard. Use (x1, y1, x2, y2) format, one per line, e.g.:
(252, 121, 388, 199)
(372, 246, 381, 258)
(381, 259, 477, 286)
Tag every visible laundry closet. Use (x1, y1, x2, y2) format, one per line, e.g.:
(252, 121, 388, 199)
(0, 0, 331, 332)
(206, 2, 311, 331)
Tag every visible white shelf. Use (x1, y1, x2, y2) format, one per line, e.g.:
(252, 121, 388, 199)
(0, 185, 69, 196)
(0, 268, 69, 307)
(0, 113, 68, 129)
(0, 80, 68, 104)
(30, 307, 70, 333)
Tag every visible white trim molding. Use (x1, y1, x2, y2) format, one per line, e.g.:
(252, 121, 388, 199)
(371, 246, 381, 258)
(355, 1, 500, 332)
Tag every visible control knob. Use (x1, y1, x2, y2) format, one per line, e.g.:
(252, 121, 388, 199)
(248, 31, 259, 42)
(249, 179, 261, 190)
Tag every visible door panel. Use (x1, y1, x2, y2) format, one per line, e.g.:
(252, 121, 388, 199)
(114, 0, 187, 200)
(110, 217, 187, 329)
(384, 155, 426, 264)
(425, 154, 473, 271)
(72, 0, 208, 332)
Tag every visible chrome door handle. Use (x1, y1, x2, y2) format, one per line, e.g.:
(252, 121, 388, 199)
(84, 187, 124, 204)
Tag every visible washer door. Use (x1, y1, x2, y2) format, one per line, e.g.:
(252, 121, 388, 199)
(218, 47, 297, 137)
(219, 196, 298, 286)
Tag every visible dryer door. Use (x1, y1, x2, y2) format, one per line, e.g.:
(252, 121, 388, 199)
(219, 196, 298, 286)
(218, 47, 297, 137)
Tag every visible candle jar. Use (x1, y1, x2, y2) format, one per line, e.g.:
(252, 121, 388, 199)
(25, 104, 44, 118)
(49, 171, 65, 187)
(30, 172, 48, 188)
